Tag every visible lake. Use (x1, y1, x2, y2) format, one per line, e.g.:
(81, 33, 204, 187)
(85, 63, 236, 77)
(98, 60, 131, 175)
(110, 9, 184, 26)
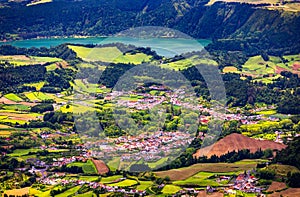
(0, 37, 211, 57)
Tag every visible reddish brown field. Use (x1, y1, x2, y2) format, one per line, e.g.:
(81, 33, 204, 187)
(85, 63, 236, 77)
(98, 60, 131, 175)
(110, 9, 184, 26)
(267, 181, 287, 192)
(275, 66, 287, 74)
(0, 97, 36, 107)
(268, 188, 300, 197)
(91, 159, 109, 175)
(197, 191, 224, 197)
(194, 133, 286, 158)
(292, 62, 300, 70)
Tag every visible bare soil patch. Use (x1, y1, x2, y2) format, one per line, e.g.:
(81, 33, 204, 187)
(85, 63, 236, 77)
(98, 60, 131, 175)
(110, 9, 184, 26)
(194, 133, 286, 158)
(0, 97, 36, 107)
(91, 159, 109, 175)
(267, 181, 287, 192)
(268, 188, 300, 197)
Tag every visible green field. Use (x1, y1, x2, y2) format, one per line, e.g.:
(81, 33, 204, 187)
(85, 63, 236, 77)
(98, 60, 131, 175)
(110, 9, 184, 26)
(155, 162, 257, 181)
(266, 164, 300, 176)
(73, 79, 100, 93)
(2, 104, 30, 111)
(161, 55, 217, 71)
(69, 45, 151, 64)
(252, 133, 277, 140)
(256, 109, 277, 115)
(24, 82, 45, 91)
(7, 148, 40, 157)
(68, 45, 123, 62)
(67, 160, 97, 174)
(0, 55, 62, 66)
(0, 111, 41, 125)
(4, 93, 23, 102)
(100, 175, 123, 184)
(60, 103, 95, 114)
(114, 52, 151, 64)
(55, 185, 81, 197)
(136, 181, 153, 191)
(108, 179, 138, 187)
(173, 172, 222, 187)
(75, 191, 96, 197)
(25, 92, 50, 101)
(243, 55, 277, 75)
(78, 176, 100, 181)
(234, 159, 268, 165)
(161, 185, 181, 194)
(240, 121, 280, 134)
(239, 54, 300, 82)
(148, 157, 169, 169)
(107, 157, 120, 171)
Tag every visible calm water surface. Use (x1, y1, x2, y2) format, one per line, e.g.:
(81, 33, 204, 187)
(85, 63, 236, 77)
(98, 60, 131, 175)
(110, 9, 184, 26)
(0, 37, 211, 57)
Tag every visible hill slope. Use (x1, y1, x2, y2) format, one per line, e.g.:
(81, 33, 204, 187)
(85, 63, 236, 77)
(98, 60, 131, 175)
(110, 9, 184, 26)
(194, 133, 286, 158)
